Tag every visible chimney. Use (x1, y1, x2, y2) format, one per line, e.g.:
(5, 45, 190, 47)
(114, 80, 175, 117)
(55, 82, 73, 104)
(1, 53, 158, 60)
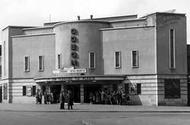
(90, 15, 93, 20)
(77, 16, 80, 20)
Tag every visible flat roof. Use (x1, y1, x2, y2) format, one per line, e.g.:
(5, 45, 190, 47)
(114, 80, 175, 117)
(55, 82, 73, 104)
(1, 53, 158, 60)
(141, 12, 186, 18)
(11, 33, 55, 38)
(86, 14, 137, 21)
(22, 26, 53, 31)
(54, 20, 110, 27)
(2, 25, 36, 31)
(109, 18, 146, 23)
(100, 26, 155, 31)
(43, 14, 138, 27)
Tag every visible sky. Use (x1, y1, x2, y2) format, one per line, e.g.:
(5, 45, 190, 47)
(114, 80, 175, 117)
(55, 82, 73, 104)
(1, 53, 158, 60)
(0, 0, 190, 42)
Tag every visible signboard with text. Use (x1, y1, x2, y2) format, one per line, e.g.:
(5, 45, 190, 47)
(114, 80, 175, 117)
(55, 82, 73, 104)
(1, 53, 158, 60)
(53, 68, 86, 74)
(67, 68, 86, 73)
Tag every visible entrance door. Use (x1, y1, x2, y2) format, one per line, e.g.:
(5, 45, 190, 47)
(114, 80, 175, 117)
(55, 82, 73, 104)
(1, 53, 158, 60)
(50, 85, 61, 103)
(67, 85, 80, 103)
(84, 84, 101, 103)
(0, 86, 2, 103)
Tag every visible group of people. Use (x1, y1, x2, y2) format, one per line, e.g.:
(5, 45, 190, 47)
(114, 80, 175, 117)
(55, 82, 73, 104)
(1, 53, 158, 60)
(36, 89, 42, 104)
(43, 91, 54, 104)
(36, 89, 74, 110)
(36, 87, 130, 110)
(60, 90, 74, 110)
(36, 90, 54, 104)
(89, 89, 130, 105)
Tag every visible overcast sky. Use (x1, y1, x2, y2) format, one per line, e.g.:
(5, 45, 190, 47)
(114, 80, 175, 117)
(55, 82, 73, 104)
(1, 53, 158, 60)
(0, 0, 190, 42)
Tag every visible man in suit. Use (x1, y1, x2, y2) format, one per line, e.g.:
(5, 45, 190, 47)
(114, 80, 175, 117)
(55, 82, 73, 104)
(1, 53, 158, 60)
(67, 90, 73, 110)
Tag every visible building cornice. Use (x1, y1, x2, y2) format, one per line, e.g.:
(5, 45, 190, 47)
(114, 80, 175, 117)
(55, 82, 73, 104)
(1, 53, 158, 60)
(109, 18, 147, 23)
(2, 26, 36, 31)
(11, 33, 55, 38)
(22, 26, 54, 31)
(54, 20, 110, 27)
(100, 26, 155, 31)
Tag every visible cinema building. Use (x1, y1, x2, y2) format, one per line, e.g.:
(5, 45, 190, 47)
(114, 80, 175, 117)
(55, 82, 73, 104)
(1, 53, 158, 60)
(0, 12, 188, 106)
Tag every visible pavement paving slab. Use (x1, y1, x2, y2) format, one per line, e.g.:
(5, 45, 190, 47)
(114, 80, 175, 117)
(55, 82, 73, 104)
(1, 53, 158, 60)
(0, 103, 190, 113)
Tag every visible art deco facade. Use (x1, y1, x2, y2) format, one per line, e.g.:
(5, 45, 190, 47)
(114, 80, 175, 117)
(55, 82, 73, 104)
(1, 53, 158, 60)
(0, 12, 187, 106)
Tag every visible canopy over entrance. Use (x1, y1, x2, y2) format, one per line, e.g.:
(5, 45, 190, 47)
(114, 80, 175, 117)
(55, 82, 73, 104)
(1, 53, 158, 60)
(34, 75, 126, 83)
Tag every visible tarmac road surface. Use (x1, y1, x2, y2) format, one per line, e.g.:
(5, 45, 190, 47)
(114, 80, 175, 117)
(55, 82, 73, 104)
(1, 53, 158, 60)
(0, 111, 190, 125)
(0, 104, 190, 125)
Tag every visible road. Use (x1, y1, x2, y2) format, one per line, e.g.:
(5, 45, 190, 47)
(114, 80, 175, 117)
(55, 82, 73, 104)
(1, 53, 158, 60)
(0, 111, 190, 125)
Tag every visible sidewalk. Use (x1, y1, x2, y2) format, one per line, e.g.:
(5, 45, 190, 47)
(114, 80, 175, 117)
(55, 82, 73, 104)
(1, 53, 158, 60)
(0, 103, 190, 112)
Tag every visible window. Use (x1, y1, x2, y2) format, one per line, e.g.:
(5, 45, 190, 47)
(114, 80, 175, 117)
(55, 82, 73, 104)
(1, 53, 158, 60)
(115, 51, 121, 68)
(3, 83, 7, 100)
(165, 79, 180, 99)
(24, 56, 30, 72)
(39, 56, 44, 72)
(31, 86, 36, 96)
(23, 86, 26, 96)
(0, 65, 2, 77)
(57, 54, 61, 69)
(132, 51, 139, 68)
(22, 86, 36, 96)
(3, 41, 6, 76)
(0, 45, 2, 56)
(89, 52, 95, 69)
(137, 83, 141, 95)
(169, 29, 176, 69)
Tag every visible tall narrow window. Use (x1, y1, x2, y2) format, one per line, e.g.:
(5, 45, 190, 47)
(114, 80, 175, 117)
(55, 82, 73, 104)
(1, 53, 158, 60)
(39, 56, 44, 72)
(132, 51, 139, 68)
(0, 45, 2, 56)
(115, 51, 121, 68)
(3, 41, 6, 76)
(23, 86, 26, 96)
(57, 54, 61, 69)
(24, 56, 30, 72)
(31, 86, 36, 96)
(89, 52, 95, 69)
(137, 83, 141, 95)
(0, 45, 1, 77)
(3, 83, 7, 99)
(169, 29, 176, 69)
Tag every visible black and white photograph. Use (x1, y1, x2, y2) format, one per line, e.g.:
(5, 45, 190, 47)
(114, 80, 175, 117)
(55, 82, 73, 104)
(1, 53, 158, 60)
(0, 0, 190, 125)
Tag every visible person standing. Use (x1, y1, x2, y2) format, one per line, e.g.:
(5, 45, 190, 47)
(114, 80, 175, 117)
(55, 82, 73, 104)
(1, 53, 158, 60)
(44, 91, 47, 104)
(67, 90, 73, 110)
(100, 89, 105, 104)
(117, 89, 122, 105)
(60, 90, 65, 109)
(36, 89, 42, 104)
